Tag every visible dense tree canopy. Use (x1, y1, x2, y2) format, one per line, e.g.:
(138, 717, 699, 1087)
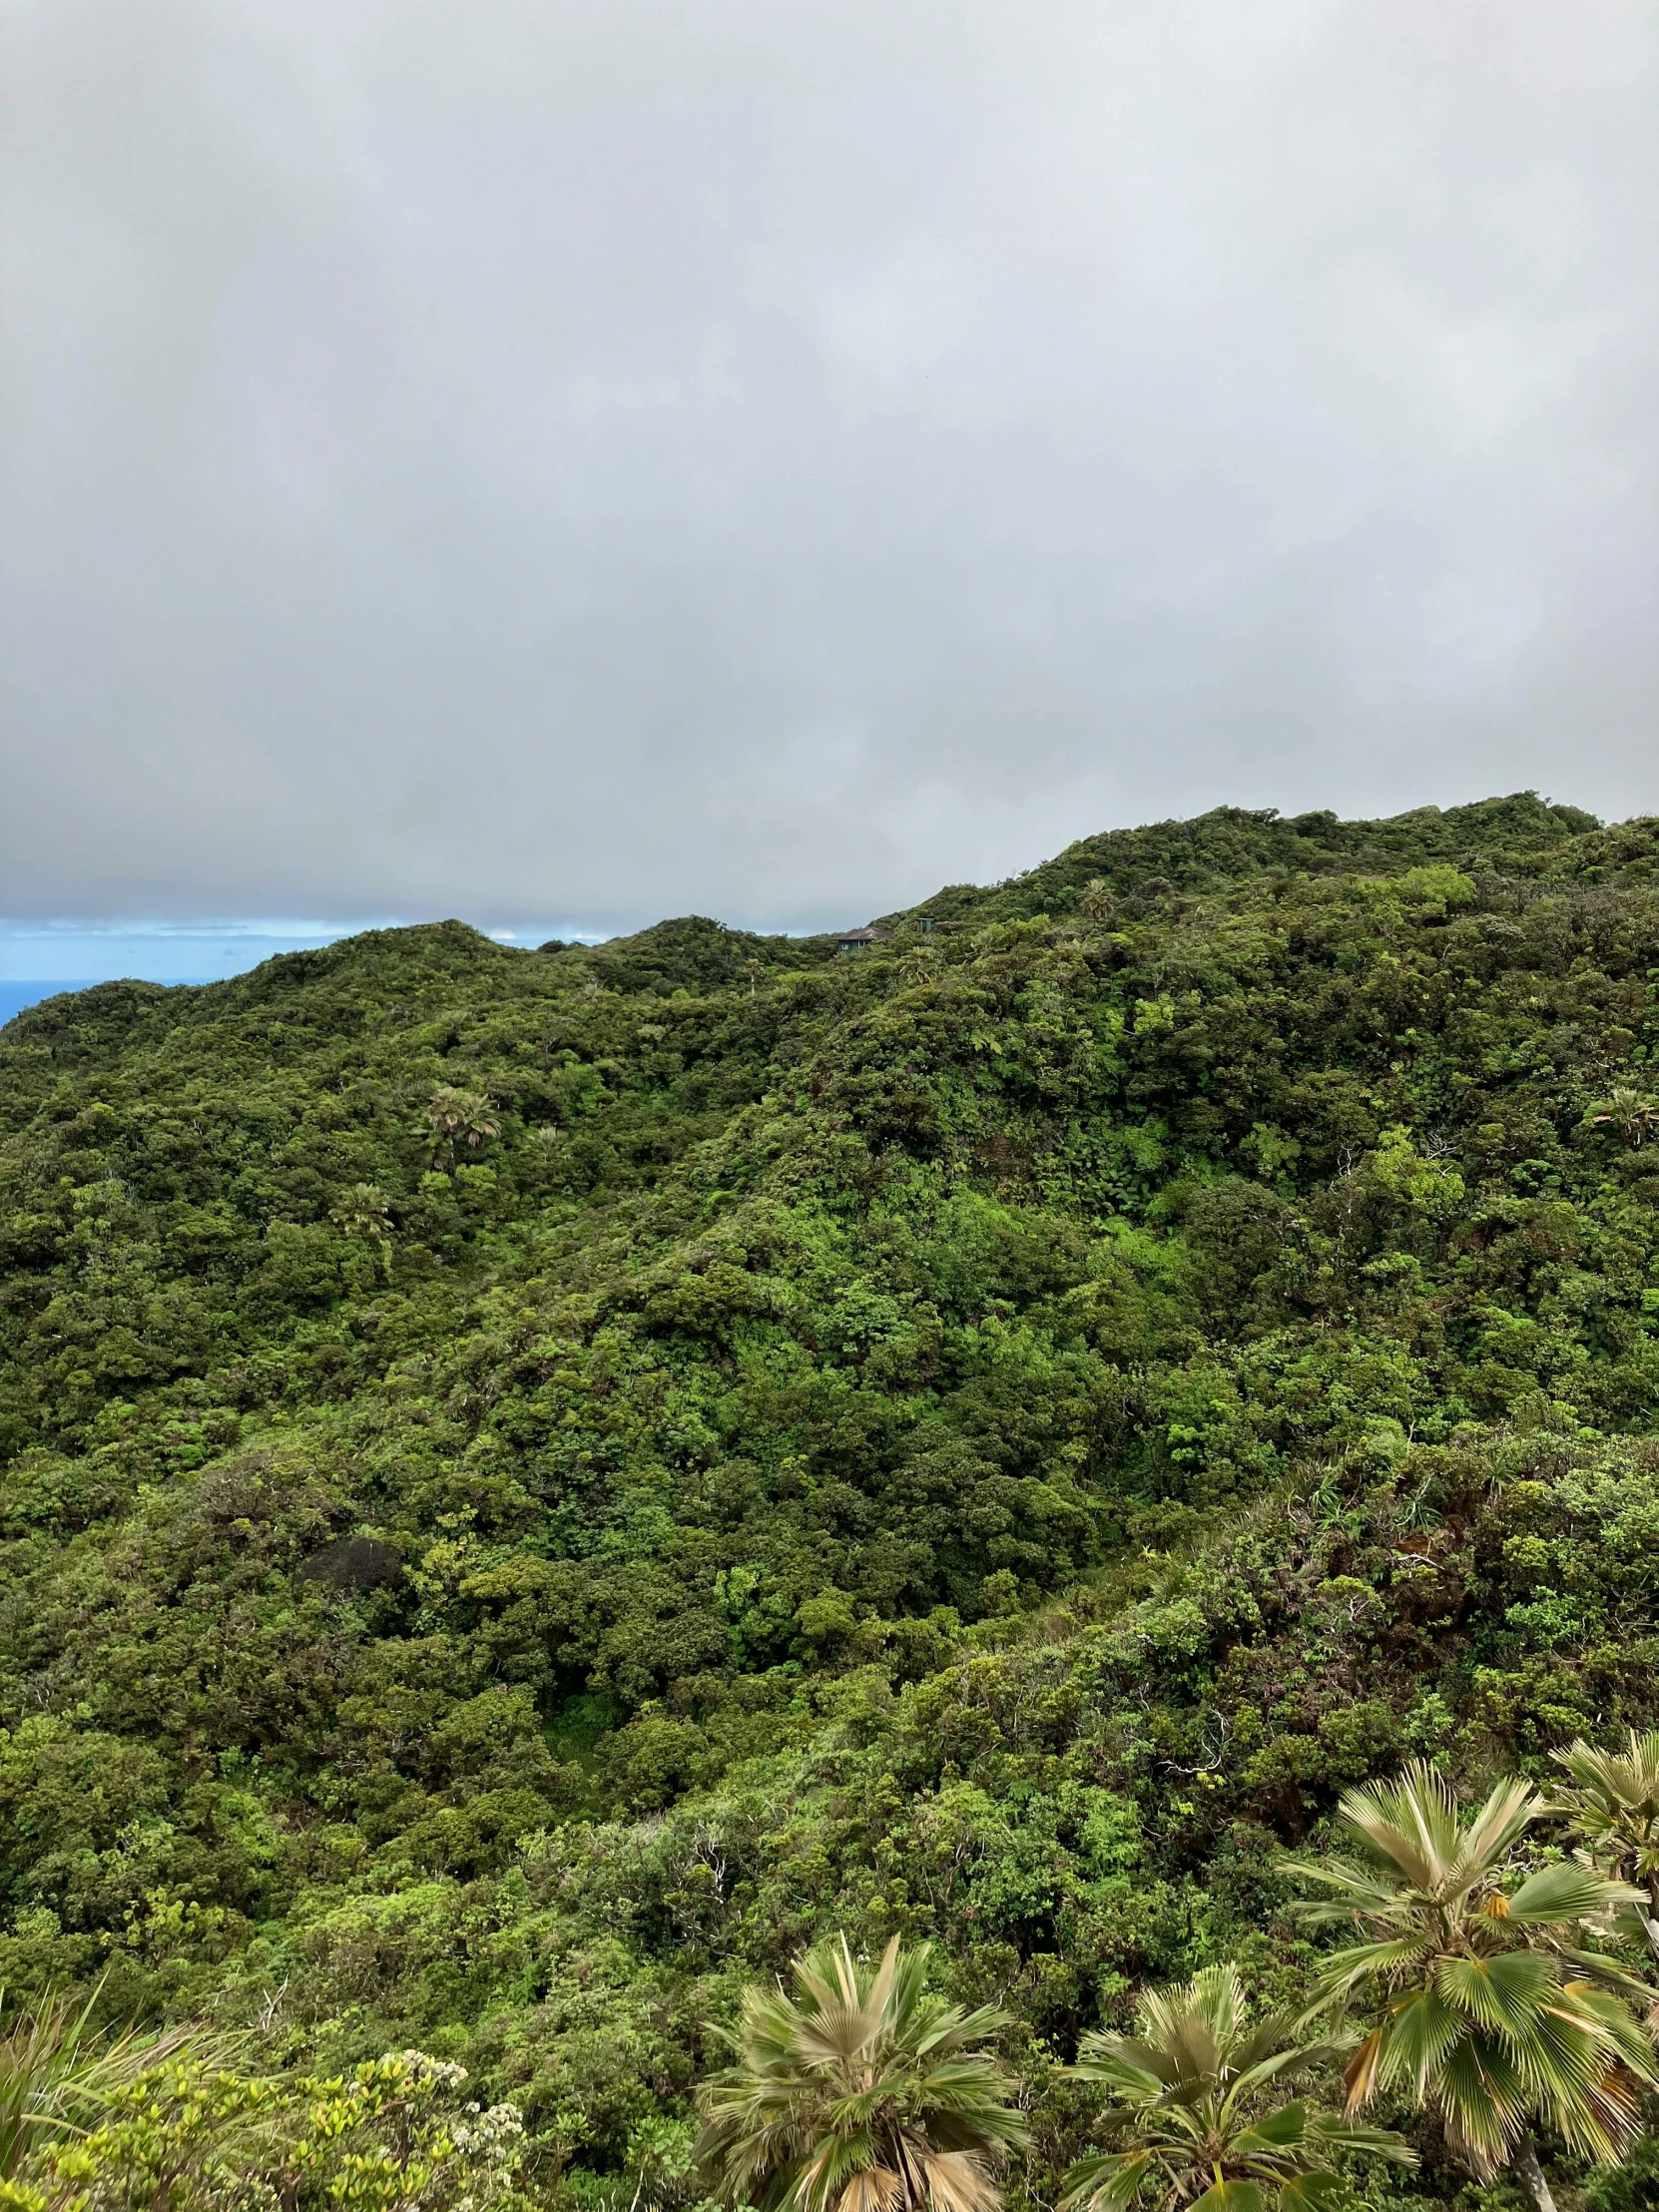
(4, 796, 1659, 2207)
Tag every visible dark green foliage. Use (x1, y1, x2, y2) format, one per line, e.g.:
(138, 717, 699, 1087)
(4, 796, 1659, 2205)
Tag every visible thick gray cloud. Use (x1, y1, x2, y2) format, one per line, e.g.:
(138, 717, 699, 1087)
(2, 0, 1655, 934)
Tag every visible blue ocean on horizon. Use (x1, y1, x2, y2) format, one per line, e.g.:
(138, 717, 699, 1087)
(0, 980, 216, 1027)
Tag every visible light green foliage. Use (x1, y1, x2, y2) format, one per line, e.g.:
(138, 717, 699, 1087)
(1, 2047, 525, 2212)
(1390, 866, 1477, 911)
(0, 1987, 218, 2182)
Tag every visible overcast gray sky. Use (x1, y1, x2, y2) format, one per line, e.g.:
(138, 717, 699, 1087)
(2, 0, 1656, 939)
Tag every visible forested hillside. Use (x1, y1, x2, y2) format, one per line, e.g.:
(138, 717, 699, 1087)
(6, 794, 1659, 2209)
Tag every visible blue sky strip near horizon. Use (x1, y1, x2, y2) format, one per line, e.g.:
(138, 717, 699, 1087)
(0, 981, 177, 1025)
(0, 926, 342, 1027)
(0, 926, 355, 985)
(0, 919, 587, 1025)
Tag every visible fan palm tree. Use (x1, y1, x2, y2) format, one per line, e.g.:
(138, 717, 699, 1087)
(1280, 1762, 1659, 2212)
(1584, 1088, 1659, 1148)
(695, 1934, 1027, 2212)
(1059, 1962, 1410, 2212)
(423, 1086, 500, 1169)
(329, 1182, 395, 1280)
(329, 1183, 394, 1241)
(1550, 1731, 1659, 1963)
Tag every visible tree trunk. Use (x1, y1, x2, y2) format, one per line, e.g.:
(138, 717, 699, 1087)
(1509, 2136, 1557, 2212)
(1640, 1894, 1659, 1964)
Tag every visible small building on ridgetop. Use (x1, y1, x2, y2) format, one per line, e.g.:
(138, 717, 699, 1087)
(832, 926, 890, 952)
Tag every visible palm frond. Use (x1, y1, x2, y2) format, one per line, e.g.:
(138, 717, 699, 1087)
(1552, 1732, 1659, 1821)
(837, 2162, 909, 2212)
(1058, 2149, 1151, 2212)
(1444, 1775, 1541, 1897)
(1275, 1854, 1402, 1920)
(1433, 1951, 1553, 2041)
(1303, 2112, 1415, 2162)
(1505, 1862, 1641, 1927)
(916, 2148, 1001, 2212)
(1433, 2036, 1528, 2179)
(1365, 1990, 1460, 2096)
(1558, 1983, 1659, 2086)
(1231, 2102, 1309, 2150)
(1222, 2039, 1349, 2109)
(1309, 1931, 1435, 2001)
(1276, 2178, 1346, 2212)
(1067, 2036, 1166, 2098)
(1337, 1762, 1463, 1891)
(1186, 2181, 1267, 2212)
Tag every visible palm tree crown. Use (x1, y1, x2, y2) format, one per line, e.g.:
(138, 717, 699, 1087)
(1280, 1762, 1659, 2187)
(1550, 1731, 1659, 1961)
(330, 1183, 395, 1241)
(1585, 1088, 1659, 1147)
(423, 1086, 500, 1168)
(1060, 1962, 1410, 2212)
(695, 1935, 1027, 2212)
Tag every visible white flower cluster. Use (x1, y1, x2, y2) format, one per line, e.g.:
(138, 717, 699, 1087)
(396, 2048, 472, 2091)
(452, 2103, 527, 2158)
